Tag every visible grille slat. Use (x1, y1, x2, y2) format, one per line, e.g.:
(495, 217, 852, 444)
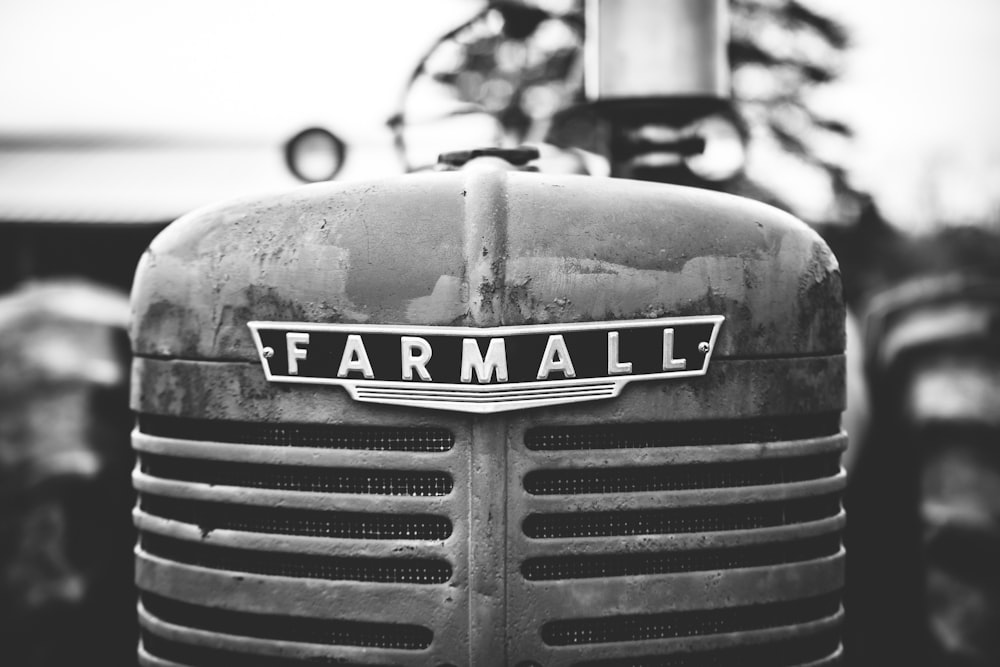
(542, 593, 840, 646)
(138, 415, 454, 452)
(142, 593, 432, 650)
(571, 631, 841, 666)
(523, 495, 841, 539)
(522, 534, 840, 580)
(524, 455, 839, 495)
(140, 495, 452, 541)
(140, 453, 453, 497)
(141, 631, 392, 667)
(141, 533, 452, 584)
(525, 414, 841, 451)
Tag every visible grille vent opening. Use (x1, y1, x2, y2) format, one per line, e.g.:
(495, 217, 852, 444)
(141, 631, 393, 667)
(140, 495, 452, 541)
(541, 592, 840, 646)
(571, 629, 841, 666)
(138, 415, 454, 452)
(525, 414, 841, 451)
(523, 494, 841, 539)
(142, 593, 433, 650)
(523, 454, 840, 495)
(141, 533, 452, 584)
(140, 453, 454, 496)
(522, 534, 840, 580)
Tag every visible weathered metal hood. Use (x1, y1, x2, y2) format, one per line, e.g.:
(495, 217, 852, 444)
(130, 168, 842, 361)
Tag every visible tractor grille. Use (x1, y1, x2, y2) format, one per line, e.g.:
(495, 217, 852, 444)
(134, 416, 456, 664)
(135, 410, 844, 665)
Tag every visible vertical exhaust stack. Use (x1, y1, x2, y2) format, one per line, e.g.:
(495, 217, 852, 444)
(585, 0, 729, 102)
(584, 0, 742, 183)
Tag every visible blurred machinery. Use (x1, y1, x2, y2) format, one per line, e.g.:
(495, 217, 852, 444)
(852, 266, 1000, 666)
(0, 281, 134, 665)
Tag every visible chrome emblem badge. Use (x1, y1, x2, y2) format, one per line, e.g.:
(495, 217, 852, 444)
(249, 316, 724, 413)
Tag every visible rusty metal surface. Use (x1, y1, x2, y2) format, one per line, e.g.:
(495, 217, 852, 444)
(131, 362, 845, 665)
(131, 170, 843, 362)
(130, 163, 846, 664)
(132, 403, 844, 665)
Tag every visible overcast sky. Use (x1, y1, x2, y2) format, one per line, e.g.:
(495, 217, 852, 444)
(812, 0, 1000, 230)
(1, 0, 998, 230)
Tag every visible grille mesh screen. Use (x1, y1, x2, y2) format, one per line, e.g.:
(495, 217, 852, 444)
(523, 454, 839, 495)
(571, 630, 841, 666)
(523, 494, 840, 539)
(142, 533, 451, 584)
(522, 534, 840, 580)
(542, 592, 840, 645)
(140, 495, 452, 541)
(141, 453, 453, 496)
(525, 414, 840, 451)
(142, 593, 432, 650)
(139, 415, 454, 452)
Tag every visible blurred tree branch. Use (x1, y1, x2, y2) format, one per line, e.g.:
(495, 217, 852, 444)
(396, 0, 867, 225)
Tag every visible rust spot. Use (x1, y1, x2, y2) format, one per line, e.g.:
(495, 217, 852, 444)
(478, 277, 500, 299)
(566, 259, 619, 275)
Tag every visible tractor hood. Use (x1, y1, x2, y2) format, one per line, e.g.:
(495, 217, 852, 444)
(131, 167, 842, 361)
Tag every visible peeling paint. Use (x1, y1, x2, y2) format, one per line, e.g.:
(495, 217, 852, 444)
(131, 168, 843, 364)
(405, 275, 466, 324)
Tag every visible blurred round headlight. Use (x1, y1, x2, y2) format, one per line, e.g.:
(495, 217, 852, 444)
(285, 127, 346, 182)
(683, 114, 746, 182)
